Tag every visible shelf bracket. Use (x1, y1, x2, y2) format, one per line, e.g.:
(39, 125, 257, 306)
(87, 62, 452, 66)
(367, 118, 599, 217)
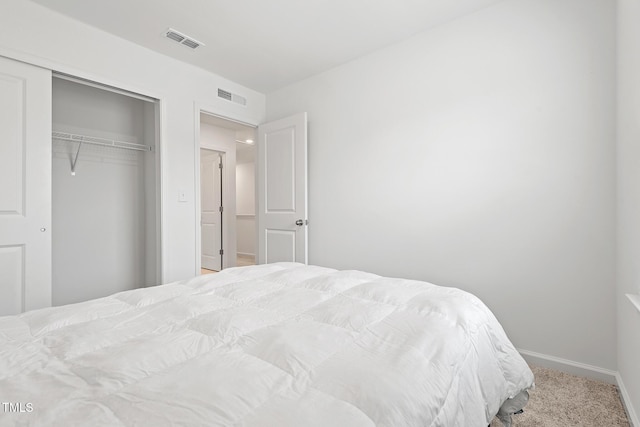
(70, 141, 82, 176)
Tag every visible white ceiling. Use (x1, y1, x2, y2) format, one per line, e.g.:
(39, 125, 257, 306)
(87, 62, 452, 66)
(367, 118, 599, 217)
(29, 0, 505, 93)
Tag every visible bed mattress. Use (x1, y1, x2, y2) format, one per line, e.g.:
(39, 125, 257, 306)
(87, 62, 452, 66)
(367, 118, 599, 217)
(0, 263, 534, 426)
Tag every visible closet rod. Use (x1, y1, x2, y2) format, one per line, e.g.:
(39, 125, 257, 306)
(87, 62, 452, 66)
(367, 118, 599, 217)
(52, 131, 153, 152)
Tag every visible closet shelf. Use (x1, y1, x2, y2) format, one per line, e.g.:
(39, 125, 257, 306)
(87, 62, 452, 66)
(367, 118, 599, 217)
(52, 131, 153, 152)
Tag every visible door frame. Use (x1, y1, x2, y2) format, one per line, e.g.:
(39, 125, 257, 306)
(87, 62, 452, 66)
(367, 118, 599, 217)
(194, 106, 257, 274)
(50, 73, 164, 289)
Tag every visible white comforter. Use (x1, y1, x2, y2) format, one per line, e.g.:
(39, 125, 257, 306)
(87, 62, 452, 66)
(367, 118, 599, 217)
(0, 263, 533, 427)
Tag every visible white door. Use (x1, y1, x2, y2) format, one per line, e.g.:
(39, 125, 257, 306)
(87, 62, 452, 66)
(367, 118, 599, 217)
(200, 149, 222, 271)
(0, 56, 52, 316)
(257, 112, 308, 264)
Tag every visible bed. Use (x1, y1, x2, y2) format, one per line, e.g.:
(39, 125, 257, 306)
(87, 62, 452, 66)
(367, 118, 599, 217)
(0, 263, 534, 427)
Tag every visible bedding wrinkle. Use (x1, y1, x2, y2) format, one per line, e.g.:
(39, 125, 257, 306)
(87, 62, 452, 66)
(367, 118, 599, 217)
(310, 328, 470, 425)
(21, 299, 134, 337)
(99, 351, 296, 426)
(241, 387, 377, 427)
(310, 386, 379, 426)
(427, 344, 476, 427)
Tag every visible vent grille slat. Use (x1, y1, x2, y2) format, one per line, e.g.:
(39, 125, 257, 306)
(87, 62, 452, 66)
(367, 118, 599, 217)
(182, 39, 200, 49)
(231, 94, 247, 106)
(218, 89, 232, 101)
(166, 31, 185, 43)
(165, 28, 204, 50)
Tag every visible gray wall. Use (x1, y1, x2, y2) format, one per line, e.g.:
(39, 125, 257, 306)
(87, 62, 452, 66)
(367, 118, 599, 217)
(267, 0, 617, 370)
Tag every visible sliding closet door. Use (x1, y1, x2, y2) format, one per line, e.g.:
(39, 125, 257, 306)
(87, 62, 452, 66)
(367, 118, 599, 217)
(0, 56, 52, 316)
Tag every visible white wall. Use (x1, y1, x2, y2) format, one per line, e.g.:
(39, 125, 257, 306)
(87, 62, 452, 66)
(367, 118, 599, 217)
(52, 78, 155, 305)
(0, 0, 265, 283)
(236, 159, 256, 215)
(267, 0, 617, 370)
(617, 0, 640, 422)
(236, 148, 256, 257)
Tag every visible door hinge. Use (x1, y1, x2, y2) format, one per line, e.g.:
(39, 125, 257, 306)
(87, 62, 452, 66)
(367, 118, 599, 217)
(219, 162, 223, 169)
(219, 206, 223, 213)
(219, 249, 224, 255)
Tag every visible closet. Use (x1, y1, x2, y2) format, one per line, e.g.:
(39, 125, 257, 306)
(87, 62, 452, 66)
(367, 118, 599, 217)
(51, 76, 160, 306)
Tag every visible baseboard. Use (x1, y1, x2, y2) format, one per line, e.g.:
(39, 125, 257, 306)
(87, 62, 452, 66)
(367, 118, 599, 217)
(616, 373, 640, 427)
(237, 252, 255, 259)
(517, 348, 617, 384)
(518, 349, 639, 426)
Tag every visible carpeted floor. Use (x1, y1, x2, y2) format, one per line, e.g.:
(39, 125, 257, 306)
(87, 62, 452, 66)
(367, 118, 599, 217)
(490, 365, 630, 427)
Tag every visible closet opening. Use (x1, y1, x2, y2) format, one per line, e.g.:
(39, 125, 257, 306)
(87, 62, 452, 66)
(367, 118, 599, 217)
(51, 75, 161, 306)
(198, 113, 256, 274)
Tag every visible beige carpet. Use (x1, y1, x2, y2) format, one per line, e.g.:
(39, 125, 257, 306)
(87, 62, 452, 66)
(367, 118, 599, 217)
(490, 365, 630, 426)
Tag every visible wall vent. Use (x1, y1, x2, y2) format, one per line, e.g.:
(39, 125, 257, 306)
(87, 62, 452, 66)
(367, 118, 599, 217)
(165, 28, 204, 50)
(218, 88, 247, 106)
(218, 89, 232, 101)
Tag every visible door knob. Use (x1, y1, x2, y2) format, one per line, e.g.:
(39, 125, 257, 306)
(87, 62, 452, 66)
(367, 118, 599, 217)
(296, 219, 304, 226)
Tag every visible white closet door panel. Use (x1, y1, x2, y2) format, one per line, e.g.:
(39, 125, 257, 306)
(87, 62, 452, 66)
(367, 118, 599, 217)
(0, 246, 24, 315)
(0, 56, 52, 316)
(0, 73, 24, 214)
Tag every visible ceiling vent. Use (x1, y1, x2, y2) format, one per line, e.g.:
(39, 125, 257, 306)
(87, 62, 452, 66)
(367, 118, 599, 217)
(165, 28, 204, 50)
(218, 88, 247, 106)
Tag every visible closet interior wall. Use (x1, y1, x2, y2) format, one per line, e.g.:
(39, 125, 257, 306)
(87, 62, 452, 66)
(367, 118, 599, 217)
(52, 77, 159, 306)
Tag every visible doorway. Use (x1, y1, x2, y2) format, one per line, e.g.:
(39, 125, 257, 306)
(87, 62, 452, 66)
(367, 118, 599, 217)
(198, 112, 257, 274)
